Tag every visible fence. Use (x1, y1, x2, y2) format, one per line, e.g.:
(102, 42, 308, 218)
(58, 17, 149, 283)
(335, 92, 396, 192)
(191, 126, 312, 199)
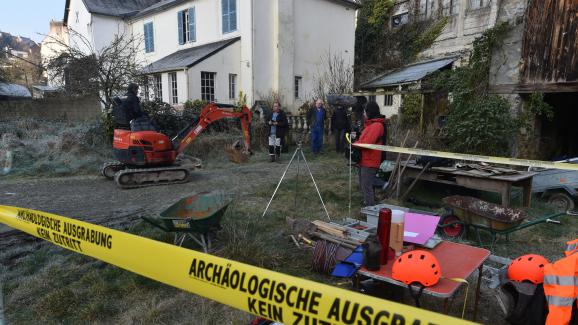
(0, 97, 101, 121)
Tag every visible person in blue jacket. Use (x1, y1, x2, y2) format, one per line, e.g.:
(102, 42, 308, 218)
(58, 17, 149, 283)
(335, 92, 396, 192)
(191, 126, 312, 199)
(307, 99, 326, 154)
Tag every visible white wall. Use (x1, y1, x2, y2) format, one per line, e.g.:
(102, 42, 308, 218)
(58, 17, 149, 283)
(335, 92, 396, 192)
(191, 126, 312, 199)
(91, 15, 129, 52)
(66, 0, 93, 53)
(131, 0, 241, 66)
(187, 41, 241, 104)
(374, 94, 402, 117)
(252, 0, 275, 102)
(292, 0, 356, 112)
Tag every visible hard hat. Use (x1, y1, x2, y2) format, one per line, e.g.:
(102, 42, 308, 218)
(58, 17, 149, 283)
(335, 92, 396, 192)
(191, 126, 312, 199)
(507, 254, 549, 284)
(391, 250, 441, 287)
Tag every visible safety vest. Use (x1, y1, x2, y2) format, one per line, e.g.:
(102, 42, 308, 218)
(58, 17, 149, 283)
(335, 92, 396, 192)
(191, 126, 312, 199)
(544, 239, 578, 325)
(565, 239, 578, 257)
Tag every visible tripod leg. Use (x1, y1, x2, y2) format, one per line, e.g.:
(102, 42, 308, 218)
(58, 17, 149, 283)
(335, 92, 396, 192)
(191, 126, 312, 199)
(300, 149, 331, 221)
(295, 149, 301, 209)
(262, 148, 300, 218)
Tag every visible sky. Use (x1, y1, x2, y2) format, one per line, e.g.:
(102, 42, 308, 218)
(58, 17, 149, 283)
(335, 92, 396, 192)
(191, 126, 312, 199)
(0, 0, 66, 43)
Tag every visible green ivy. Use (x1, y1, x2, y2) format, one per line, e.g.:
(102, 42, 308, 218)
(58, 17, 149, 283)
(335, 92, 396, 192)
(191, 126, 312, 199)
(432, 23, 516, 155)
(400, 93, 422, 127)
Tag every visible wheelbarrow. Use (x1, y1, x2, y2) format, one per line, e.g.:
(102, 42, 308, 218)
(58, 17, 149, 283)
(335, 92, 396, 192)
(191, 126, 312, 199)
(438, 195, 564, 249)
(141, 191, 232, 252)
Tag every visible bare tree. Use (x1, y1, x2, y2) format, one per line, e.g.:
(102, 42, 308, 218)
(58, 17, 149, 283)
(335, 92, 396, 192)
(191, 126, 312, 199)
(44, 30, 143, 109)
(311, 50, 354, 102)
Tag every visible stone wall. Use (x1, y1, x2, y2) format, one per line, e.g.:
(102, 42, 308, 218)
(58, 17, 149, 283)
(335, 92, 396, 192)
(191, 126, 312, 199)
(0, 97, 101, 121)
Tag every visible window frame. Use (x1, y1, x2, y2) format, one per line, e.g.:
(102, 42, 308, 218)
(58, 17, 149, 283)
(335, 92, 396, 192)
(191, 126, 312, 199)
(154, 74, 162, 100)
(144, 22, 154, 53)
(222, 0, 237, 34)
(294, 76, 302, 99)
(384, 94, 393, 107)
(228, 74, 237, 100)
(468, 0, 490, 10)
(201, 71, 216, 102)
(169, 72, 178, 104)
(178, 7, 196, 44)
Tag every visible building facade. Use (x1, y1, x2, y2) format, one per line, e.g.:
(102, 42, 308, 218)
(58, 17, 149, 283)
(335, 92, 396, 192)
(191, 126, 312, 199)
(58, 0, 359, 113)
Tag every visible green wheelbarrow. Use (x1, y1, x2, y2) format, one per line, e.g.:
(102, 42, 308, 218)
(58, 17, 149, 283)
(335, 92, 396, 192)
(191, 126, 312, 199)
(438, 195, 565, 249)
(141, 191, 232, 252)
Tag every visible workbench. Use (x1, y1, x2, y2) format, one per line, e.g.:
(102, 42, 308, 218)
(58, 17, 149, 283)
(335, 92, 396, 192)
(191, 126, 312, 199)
(401, 163, 536, 207)
(357, 241, 490, 321)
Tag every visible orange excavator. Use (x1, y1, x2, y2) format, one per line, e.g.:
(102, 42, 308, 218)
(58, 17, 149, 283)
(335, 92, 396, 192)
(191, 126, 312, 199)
(101, 103, 252, 188)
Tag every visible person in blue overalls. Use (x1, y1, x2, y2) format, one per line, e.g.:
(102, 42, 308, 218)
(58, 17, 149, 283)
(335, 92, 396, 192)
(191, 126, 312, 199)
(307, 98, 326, 154)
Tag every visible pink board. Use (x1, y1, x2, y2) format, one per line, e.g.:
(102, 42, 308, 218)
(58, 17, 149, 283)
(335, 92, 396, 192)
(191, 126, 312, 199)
(403, 213, 440, 245)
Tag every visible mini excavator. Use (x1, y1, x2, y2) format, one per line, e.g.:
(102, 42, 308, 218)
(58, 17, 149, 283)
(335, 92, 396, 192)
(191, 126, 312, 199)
(101, 103, 252, 189)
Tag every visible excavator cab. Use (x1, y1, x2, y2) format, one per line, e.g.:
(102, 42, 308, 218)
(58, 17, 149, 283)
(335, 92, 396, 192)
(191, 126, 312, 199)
(112, 129, 176, 167)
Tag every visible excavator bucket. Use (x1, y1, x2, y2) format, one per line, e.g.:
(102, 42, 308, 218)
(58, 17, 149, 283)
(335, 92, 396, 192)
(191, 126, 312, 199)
(224, 140, 250, 164)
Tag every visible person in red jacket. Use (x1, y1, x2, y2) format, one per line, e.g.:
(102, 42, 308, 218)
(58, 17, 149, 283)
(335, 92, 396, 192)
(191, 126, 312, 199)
(355, 101, 386, 206)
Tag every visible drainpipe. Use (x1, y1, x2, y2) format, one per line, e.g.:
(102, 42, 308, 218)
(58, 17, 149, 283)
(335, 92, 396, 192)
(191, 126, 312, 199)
(184, 68, 189, 103)
(250, 0, 255, 105)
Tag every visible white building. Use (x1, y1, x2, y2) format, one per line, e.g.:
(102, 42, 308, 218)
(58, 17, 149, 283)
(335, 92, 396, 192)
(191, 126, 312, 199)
(60, 0, 360, 113)
(41, 20, 70, 86)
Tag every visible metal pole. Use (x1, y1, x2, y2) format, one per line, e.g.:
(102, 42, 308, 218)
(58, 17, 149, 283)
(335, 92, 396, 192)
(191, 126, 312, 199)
(348, 135, 352, 220)
(300, 149, 331, 221)
(262, 147, 300, 218)
(295, 143, 301, 209)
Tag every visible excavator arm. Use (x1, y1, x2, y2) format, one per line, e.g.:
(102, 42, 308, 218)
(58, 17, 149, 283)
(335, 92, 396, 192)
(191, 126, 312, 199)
(175, 103, 252, 155)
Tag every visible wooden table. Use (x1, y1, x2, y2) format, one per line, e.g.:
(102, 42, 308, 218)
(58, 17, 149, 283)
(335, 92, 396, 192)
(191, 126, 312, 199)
(357, 241, 490, 321)
(402, 164, 536, 207)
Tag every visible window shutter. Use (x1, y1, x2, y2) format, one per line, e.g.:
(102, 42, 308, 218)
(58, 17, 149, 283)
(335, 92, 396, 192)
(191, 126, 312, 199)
(188, 7, 196, 42)
(222, 0, 228, 33)
(177, 11, 184, 45)
(229, 0, 237, 31)
(146, 23, 154, 52)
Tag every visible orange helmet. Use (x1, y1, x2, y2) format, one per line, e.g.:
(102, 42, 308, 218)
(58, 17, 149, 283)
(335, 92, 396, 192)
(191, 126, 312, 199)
(392, 250, 441, 287)
(508, 254, 549, 284)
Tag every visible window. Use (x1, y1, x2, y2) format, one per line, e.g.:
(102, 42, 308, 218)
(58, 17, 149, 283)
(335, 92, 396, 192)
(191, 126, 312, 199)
(154, 74, 162, 100)
(222, 0, 237, 34)
(469, 0, 491, 10)
(177, 7, 196, 45)
(418, 0, 434, 20)
(201, 72, 216, 102)
(369, 95, 376, 102)
(294, 76, 302, 99)
(391, 13, 409, 28)
(141, 76, 151, 101)
(229, 74, 237, 99)
(384, 94, 393, 107)
(144, 22, 154, 53)
(169, 72, 178, 104)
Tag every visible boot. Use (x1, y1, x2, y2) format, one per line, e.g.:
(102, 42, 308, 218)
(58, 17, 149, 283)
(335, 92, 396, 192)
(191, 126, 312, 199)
(269, 155, 276, 162)
(275, 146, 281, 162)
(269, 146, 276, 162)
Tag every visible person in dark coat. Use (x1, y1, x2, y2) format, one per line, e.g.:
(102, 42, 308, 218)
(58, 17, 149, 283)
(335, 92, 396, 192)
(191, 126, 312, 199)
(124, 83, 146, 122)
(307, 99, 327, 154)
(331, 105, 351, 153)
(267, 101, 288, 162)
(354, 101, 386, 206)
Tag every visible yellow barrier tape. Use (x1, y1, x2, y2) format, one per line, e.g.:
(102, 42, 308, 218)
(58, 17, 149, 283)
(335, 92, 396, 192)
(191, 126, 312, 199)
(353, 143, 578, 171)
(0, 206, 474, 324)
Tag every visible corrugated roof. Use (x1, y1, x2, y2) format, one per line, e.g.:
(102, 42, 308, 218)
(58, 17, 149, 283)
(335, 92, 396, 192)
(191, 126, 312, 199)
(142, 37, 241, 74)
(32, 85, 61, 92)
(0, 82, 32, 98)
(361, 57, 458, 89)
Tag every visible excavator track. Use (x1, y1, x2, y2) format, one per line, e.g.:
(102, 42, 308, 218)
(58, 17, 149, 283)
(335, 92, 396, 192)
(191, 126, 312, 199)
(114, 166, 191, 189)
(101, 161, 126, 179)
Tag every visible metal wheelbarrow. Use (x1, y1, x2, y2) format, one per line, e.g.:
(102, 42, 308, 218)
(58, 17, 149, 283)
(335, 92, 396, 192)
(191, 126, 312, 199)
(141, 191, 232, 252)
(438, 195, 564, 248)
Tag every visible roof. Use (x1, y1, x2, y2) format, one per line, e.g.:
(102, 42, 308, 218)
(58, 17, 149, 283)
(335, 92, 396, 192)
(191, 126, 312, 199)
(131, 0, 187, 20)
(65, 0, 162, 24)
(32, 85, 61, 92)
(0, 82, 32, 98)
(361, 57, 458, 89)
(142, 37, 241, 74)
